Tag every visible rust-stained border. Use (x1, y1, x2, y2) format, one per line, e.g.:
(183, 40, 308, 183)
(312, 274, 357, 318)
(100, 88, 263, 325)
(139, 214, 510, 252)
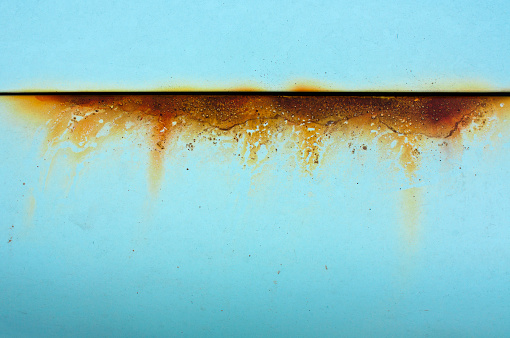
(2, 91, 510, 95)
(4, 91, 510, 256)
(7, 91, 508, 185)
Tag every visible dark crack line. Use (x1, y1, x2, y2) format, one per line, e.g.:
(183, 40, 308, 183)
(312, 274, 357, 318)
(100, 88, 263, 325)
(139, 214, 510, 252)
(379, 115, 469, 139)
(444, 115, 469, 138)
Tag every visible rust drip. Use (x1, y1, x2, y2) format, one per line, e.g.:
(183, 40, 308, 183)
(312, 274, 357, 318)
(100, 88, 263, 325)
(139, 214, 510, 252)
(9, 94, 502, 192)
(6, 94, 509, 256)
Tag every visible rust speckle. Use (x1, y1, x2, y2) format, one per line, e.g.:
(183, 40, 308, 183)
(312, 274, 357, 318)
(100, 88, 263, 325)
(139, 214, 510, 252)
(7, 94, 504, 196)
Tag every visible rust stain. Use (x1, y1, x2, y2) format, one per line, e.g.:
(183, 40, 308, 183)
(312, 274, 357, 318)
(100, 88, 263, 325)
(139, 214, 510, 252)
(24, 189, 36, 228)
(400, 186, 423, 254)
(10, 95, 499, 181)
(7, 94, 508, 250)
(16, 78, 496, 93)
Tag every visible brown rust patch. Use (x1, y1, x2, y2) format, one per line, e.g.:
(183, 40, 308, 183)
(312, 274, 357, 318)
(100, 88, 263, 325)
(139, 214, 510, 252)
(22, 95, 489, 135)
(6, 94, 507, 255)
(8, 94, 500, 192)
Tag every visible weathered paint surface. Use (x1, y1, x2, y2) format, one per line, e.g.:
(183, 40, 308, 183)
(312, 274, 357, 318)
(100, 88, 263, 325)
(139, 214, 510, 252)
(9, 94, 503, 180)
(1, 95, 510, 336)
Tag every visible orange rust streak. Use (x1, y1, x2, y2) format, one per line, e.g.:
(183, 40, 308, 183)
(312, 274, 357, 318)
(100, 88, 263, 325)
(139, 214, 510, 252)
(289, 85, 329, 92)
(8, 94, 500, 194)
(148, 105, 178, 194)
(400, 187, 423, 254)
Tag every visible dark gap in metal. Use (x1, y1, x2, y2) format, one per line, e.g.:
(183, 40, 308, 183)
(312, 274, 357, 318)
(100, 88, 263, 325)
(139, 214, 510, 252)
(0, 91, 509, 97)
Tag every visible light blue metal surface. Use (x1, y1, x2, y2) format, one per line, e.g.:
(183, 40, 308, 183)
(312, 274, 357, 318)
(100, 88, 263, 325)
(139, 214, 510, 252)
(1, 97, 510, 336)
(0, 0, 509, 91)
(1, 0, 510, 336)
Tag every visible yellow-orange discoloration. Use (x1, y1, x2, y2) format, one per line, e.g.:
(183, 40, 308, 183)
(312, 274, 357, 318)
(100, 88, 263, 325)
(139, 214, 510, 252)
(25, 190, 36, 228)
(5, 94, 509, 256)
(400, 186, 423, 254)
(8, 95, 503, 192)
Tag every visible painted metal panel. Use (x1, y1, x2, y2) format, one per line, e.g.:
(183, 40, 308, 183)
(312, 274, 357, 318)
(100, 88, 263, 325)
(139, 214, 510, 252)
(1, 0, 509, 91)
(2, 0, 510, 336)
(1, 95, 509, 336)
